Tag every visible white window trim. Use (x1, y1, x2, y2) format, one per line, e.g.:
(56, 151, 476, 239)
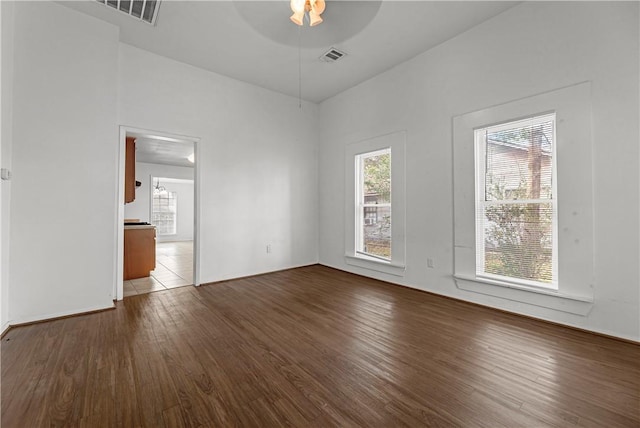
(474, 113, 559, 291)
(454, 274, 593, 315)
(345, 131, 406, 276)
(453, 82, 595, 315)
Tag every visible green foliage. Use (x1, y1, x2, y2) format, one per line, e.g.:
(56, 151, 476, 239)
(489, 127, 532, 147)
(483, 122, 554, 284)
(361, 151, 392, 259)
(484, 179, 552, 283)
(363, 153, 390, 202)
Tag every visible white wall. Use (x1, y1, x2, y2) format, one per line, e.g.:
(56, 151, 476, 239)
(118, 44, 319, 282)
(0, 0, 14, 333)
(7, 1, 635, 341)
(7, 2, 119, 323)
(318, 2, 640, 340)
(124, 162, 195, 241)
(3, 1, 318, 326)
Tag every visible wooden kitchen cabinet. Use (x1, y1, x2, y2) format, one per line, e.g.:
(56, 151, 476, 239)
(124, 226, 156, 280)
(124, 137, 136, 203)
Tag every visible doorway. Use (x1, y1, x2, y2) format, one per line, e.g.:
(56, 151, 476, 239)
(124, 241, 193, 297)
(116, 127, 200, 300)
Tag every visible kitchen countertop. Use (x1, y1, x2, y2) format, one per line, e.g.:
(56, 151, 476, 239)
(124, 224, 156, 230)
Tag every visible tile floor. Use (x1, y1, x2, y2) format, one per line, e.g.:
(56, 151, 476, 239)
(124, 240, 193, 297)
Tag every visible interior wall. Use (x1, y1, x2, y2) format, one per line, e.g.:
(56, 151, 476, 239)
(7, 2, 119, 323)
(118, 44, 319, 282)
(318, 1, 640, 340)
(0, 0, 14, 333)
(8, 1, 635, 340)
(3, 1, 318, 325)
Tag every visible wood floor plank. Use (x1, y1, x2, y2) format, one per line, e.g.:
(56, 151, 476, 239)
(2, 265, 638, 427)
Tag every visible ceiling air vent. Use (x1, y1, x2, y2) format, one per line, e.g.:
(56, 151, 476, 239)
(96, 0, 161, 25)
(320, 48, 346, 63)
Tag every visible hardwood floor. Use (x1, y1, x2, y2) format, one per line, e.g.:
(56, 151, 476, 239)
(2, 265, 638, 427)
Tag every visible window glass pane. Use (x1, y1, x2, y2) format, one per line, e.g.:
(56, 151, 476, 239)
(483, 202, 553, 283)
(476, 113, 556, 288)
(363, 151, 391, 204)
(131, 0, 143, 18)
(362, 210, 391, 260)
(142, 0, 156, 22)
(152, 191, 177, 235)
(485, 119, 554, 201)
(356, 148, 392, 261)
(119, 0, 131, 12)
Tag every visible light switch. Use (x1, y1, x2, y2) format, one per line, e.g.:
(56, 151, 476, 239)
(0, 168, 10, 181)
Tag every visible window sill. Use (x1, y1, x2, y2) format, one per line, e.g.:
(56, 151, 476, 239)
(345, 254, 405, 277)
(454, 274, 594, 316)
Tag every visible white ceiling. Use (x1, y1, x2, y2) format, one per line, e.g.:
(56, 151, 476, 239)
(60, 0, 519, 103)
(133, 136, 195, 167)
(60, 0, 518, 167)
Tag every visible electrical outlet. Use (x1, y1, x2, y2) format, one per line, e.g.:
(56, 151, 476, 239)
(427, 258, 434, 268)
(266, 244, 272, 254)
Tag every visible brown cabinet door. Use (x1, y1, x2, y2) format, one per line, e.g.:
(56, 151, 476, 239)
(124, 228, 156, 280)
(124, 137, 136, 203)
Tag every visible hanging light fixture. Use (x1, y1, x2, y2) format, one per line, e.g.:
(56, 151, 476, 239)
(153, 178, 166, 195)
(290, 0, 326, 107)
(290, 0, 325, 26)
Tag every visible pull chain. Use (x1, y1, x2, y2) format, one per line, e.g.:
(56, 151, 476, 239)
(298, 24, 302, 109)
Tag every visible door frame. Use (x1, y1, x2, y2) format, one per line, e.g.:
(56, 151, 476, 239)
(114, 126, 201, 300)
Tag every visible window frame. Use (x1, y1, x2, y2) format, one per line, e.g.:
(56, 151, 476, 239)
(474, 113, 559, 290)
(355, 147, 392, 261)
(345, 131, 406, 276)
(452, 83, 595, 315)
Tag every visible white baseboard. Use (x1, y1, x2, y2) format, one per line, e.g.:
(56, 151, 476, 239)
(200, 262, 319, 285)
(1, 321, 10, 337)
(9, 302, 115, 327)
(317, 262, 639, 343)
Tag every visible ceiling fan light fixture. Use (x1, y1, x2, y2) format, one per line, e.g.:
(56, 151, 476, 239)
(309, 10, 323, 26)
(290, 0, 306, 14)
(290, 0, 325, 26)
(311, 0, 325, 15)
(290, 11, 304, 26)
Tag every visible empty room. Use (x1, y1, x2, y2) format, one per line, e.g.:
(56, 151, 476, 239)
(1, 1, 638, 426)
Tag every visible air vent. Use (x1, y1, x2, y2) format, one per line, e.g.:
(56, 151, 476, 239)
(320, 48, 347, 63)
(96, 0, 161, 25)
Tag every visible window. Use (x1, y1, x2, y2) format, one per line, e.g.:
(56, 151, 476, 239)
(475, 114, 557, 289)
(152, 191, 177, 235)
(453, 83, 595, 315)
(345, 131, 406, 276)
(356, 148, 391, 261)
